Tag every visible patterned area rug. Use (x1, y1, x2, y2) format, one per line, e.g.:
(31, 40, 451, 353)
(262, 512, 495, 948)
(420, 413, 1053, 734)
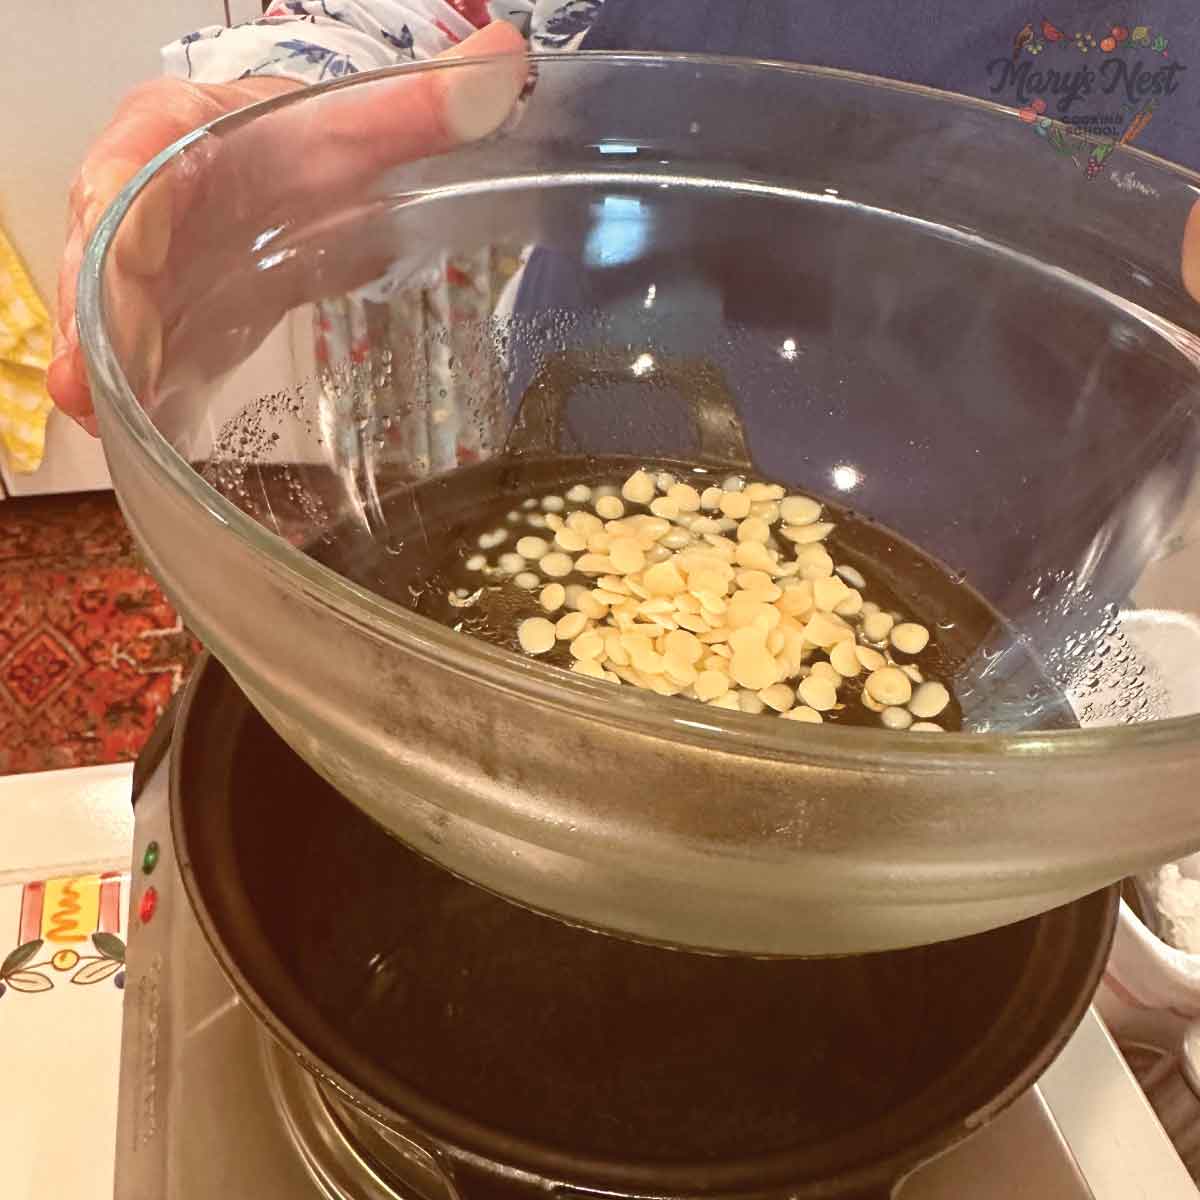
(0, 493, 200, 775)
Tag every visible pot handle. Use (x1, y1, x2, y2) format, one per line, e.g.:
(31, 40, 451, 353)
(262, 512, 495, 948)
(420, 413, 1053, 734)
(505, 348, 753, 468)
(1137, 1019, 1200, 1181)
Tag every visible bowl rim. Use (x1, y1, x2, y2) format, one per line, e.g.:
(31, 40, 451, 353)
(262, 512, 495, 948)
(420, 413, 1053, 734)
(77, 50, 1200, 770)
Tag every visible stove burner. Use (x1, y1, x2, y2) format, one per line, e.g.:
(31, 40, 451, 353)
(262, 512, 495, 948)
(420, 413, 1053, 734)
(264, 1034, 462, 1200)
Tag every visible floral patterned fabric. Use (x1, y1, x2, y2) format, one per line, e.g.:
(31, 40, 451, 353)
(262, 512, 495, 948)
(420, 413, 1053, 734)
(164, 1, 604, 85)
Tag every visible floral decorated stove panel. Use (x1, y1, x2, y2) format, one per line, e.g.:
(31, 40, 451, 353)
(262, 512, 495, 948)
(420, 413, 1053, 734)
(0, 871, 128, 1198)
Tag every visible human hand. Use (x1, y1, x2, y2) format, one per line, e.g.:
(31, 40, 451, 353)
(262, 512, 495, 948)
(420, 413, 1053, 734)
(1183, 201, 1200, 305)
(49, 20, 527, 434)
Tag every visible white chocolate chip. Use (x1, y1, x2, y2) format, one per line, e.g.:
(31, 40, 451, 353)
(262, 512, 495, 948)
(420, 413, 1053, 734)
(865, 667, 913, 707)
(736, 516, 770, 544)
(829, 640, 862, 678)
(540, 551, 574, 578)
(813, 575, 851, 612)
(780, 495, 822, 525)
(571, 658, 612, 681)
(643, 560, 687, 596)
(555, 528, 588, 553)
(759, 683, 795, 712)
(621, 470, 656, 505)
(780, 522, 834, 545)
(834, 589, 863, 617)
(735, 541, 775, 571)
(881, 706, 913, 730)
(890, 623, 931, 655)
(808, 657, 837, 680)
(909, 681, 950, 720)
(780, 705, 822, 723)
(862, 612, 895, 643)
(570, 630, 605, 660)
(855, 645, 887, 671)
(750, 500, 782, 524)
(667, 483, 702, 512)
(567, 510, 603, 535)
(539, 583, 566, 612)
(797, 675, 838, 711)
(595, 495, 625, 520)
(555, 611, 589, 640)
(577, 591, 609, 620)
(719, 491, 752, 519)
(695, 670, 731, 701)
(609, 539, 646, 575)
(730, 645, 780, 690)
(518, 617, 556, 655)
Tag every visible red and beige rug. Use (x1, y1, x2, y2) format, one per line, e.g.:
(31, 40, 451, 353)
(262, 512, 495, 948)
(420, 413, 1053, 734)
(0, 493, 200, 775)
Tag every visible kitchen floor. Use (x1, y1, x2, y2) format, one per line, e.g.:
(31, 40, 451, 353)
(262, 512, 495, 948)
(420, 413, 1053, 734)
(0, 492, 199, 775)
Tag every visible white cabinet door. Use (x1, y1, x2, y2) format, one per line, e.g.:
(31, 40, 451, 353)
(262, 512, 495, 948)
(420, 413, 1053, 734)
(0, 0, 228, 497)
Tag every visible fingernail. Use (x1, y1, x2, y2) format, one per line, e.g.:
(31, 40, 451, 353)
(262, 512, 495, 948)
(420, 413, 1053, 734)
(78, 413, 99, 437)
(437, 24, 527, 144)
(113, 176, 173, 277)
(440, 54, 526, 143)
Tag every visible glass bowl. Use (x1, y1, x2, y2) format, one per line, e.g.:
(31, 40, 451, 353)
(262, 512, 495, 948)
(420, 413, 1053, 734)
(80, 52, 1200, 955)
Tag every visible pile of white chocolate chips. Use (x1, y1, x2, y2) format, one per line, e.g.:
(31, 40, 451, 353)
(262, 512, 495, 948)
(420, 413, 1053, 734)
(463, 469, 952, 730)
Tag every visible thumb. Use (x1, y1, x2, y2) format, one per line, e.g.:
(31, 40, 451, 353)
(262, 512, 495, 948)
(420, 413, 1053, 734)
(433, 20, 529, 143)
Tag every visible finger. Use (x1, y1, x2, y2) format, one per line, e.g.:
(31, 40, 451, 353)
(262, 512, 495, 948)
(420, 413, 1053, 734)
(52, 76, 299, 428)
(46, 343, 92, 423)
(1183, 199, 1200, 303)
(208, 22, 527, 219)
(56, 220, 85, 346)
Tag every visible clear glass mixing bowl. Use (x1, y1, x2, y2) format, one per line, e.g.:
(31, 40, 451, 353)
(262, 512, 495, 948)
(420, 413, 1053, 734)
(80, 53, 1200, 955)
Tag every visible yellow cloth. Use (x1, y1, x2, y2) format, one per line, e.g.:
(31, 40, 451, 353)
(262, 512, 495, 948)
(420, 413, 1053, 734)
(0, 226, 53, 473)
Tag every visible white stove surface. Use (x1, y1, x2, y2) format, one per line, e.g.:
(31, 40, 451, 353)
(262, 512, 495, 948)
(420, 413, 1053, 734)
(1, 759, 1196, 1199)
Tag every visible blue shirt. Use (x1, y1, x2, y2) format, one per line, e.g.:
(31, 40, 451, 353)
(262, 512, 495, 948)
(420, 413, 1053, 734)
(582, 1, 1198, 171)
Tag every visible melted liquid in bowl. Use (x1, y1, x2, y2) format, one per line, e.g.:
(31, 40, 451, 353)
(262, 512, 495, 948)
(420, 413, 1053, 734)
(313, 455, 1075, 731)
